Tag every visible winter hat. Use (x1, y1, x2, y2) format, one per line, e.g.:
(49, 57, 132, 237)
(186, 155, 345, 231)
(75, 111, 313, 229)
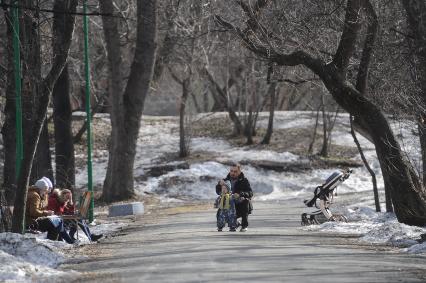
(42, 177, 53, 190)
(35, 179, 49, 190)
(223, 180, 232, 192)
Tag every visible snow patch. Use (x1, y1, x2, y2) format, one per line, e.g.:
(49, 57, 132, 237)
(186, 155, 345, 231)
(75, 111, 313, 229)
(0, 233, 78, 282)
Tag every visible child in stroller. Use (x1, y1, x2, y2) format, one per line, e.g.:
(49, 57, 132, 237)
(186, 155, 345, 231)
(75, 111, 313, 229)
(301, 169, 352, 226)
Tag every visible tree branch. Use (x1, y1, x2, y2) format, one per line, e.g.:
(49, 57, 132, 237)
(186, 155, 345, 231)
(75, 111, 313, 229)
(332, 0, 362, 73)
(235, 0, 277, 47)
(214, 15, 325, 75)
(356, 0, 377, 95)
(168, 66, 184, 85)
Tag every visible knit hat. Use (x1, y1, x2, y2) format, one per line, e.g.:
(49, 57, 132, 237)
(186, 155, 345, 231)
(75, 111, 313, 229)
(223, 180, 232, 192)
(35, 179, 49, 190)
(42, 177, 53, 190)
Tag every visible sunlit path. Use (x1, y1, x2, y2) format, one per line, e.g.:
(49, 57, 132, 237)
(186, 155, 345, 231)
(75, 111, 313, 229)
(63, 201, 426, 282)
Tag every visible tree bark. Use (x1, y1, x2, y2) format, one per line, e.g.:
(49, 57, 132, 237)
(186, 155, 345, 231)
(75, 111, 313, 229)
(100, 0, 125, 202)
(101, 0, 158, 202)
(401, 0, 426, 184)
(308, 106, 321, 155)
(18, 0, 53, 185)
(419, 119, 426, 183)
(245, 108, 254, 145)
(2, 11, 17, 204)
(261, 82, 277, 144)
(179, 78, 190, 157)
(30, 121, 53, 184)
(53, 64, 75, 189)
(320, 95, 328, 157)
(11, 0, 77, 233)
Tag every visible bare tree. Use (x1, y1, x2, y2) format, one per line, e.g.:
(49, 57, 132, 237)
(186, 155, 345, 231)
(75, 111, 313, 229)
(350, 115, 380, 212)
(53, 63, 75, 190)
(11, 0, 78, 233)
(261, 74, 278, 145)
(100, 0, 157, 202)
(216, 0, 426, 225)
(401, 0, 426, 183)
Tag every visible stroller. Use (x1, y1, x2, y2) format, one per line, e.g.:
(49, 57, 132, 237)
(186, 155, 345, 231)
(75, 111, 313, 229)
(301, 169, 352, 226)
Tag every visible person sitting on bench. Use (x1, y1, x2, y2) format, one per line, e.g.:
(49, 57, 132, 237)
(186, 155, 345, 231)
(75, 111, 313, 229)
(26, 179, 74, 244)
(48, 188, 102, 242)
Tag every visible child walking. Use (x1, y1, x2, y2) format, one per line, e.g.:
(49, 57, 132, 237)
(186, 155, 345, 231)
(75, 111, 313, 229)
(215, 180, 237, 231)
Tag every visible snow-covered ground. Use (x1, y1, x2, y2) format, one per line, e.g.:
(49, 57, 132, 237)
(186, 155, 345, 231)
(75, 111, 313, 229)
(0, 218, 128, 282)
(0, 233, 77, 282)
(2, 111, 425, 281)
(75, 111, 425, 254)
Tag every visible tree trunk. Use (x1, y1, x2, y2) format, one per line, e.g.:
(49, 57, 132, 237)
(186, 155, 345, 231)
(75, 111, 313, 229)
(19, 0, 53, 185)
(53, 64, 75, 189)
(401, 0, 426, 184)
(30, 121, 53, 184)
(2, 13, 17, 204)
(100, 0, 125, 202)
(350, 115, 380, 212)
(419, 118, 426, 183)
(203, 86, 209, 112)
(203, 68, 243, 134)
(190, 91, 201, 113)
(20, 0, 44, 182)
(322, 70, 424, 224)
(102, 0, 158, 202)
(245, 108, 254, 145)
(320, 95, 328, 157)
(308, 106, 321, 155)
(11, 0, 77, 233)
(179, 78, 190, 157)
(261, 82, 277, 144)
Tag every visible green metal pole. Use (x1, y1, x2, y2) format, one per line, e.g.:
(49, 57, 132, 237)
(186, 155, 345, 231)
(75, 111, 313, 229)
(83, 0, 94, 223)
(12, 0, 23, 180)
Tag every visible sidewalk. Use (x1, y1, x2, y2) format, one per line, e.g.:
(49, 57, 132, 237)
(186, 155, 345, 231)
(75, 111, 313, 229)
(63, 201, 426, 282)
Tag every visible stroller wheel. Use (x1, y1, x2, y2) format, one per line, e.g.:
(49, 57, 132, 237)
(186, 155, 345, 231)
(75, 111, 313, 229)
(301, 213, 309, 226)
(330, 214, 348, 222)
(338, 215, 348, 222)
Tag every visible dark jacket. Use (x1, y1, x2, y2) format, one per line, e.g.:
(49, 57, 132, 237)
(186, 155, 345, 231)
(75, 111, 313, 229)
(216, 172, 253, 214)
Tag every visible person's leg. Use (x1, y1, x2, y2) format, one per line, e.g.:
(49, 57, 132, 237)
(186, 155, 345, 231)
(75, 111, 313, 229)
(46, 230, 59, 241)
(78, 220, 103, 241)
(78, 220, 92, 240)
(236, 203, 249, 228)
(68, 224, 77, 240)
(217, 210, 225, 231)
(59, 230, 75, 244)
(241, 212, 249, 228)
(228, 208, 237, 229)
(226, 210, 236, 231)
(36, 217, 60, 240)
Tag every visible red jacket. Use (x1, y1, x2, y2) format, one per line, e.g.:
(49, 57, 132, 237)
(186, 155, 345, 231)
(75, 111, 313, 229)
(47, 194, 75, 215)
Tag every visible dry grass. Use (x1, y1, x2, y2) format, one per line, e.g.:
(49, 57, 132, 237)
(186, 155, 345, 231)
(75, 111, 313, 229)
(191, 115, 359, 160)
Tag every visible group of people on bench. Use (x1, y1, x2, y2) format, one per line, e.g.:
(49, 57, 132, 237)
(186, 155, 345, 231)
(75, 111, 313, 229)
(26, 177, 102, 244)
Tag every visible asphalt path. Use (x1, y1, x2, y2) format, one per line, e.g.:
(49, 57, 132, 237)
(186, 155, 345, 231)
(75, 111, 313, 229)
(64, 201, 426, 282)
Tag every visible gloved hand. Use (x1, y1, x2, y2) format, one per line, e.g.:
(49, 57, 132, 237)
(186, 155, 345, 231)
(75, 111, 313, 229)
(233, 193, 240, 199)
